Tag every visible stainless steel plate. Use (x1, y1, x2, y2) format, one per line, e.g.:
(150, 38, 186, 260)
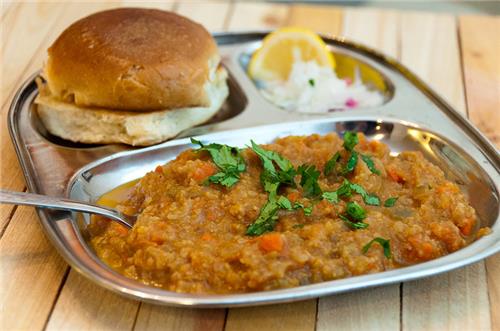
(8, 32, 500, 307)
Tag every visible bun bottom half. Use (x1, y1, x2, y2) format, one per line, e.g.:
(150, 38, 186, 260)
(35, 69, 228, 146)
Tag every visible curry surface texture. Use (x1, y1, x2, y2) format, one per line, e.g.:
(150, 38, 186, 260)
(88, 133, 481, 294)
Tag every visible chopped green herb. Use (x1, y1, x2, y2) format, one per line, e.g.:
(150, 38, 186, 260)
(336, 179, 354, 198)
(341, 151, 358, 175)
(361, 154, 381, 175)
(276, 195, 293, 210)
(384, 197, 398, 207)
(292, 223, 305, 229)
(298, 164, 322, 198)
(302, 206, 313, 216)
(343, 131, 359, 151)
(322, 179, 352, 203)
(191, 138, 246, 188)
(322, 191, 339, 204)
(292, 201, 313, 216)
(308, 79, 315, 87)
(350, 183, 380, 206)
(339, 214, 369, 229)
(246, 189, 280, 236)
(362, 237, 391, 259)
(346, 201, 366, 221)
(324, 152, 341, 176)
(250, 141, 296, 188)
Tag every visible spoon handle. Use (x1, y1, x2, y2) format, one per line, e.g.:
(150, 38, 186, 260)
(0, 189, 131, 227)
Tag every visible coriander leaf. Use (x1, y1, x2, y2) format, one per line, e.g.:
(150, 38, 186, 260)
(336, 179, 354, 198)
(292, 223, 305, 229)
(277, 196, 293, 210)
(246, 195, 280, 236)
(303, 206, 313, 216)
(350, 183, 380, 206)
(346, 201, 366, 221)
(324, 152, 341, 176)
(298, 164, 322, 198)
(191, 138, 246, 188)
(361, 154, 381, 175)
(322, 191, 339, 203)
(384, 197, 398, 207)
(343, 131, 359, 151)
(250, 141, 296, 188)
(341, 151, 358, 175)
(308, 79, 315, 87)
(291, 201, 313, 216)
(206, 172, 239, 187)
(322, 179, 352, 203)
(339, 214, 369, 229)
(362, 237, 391, 259)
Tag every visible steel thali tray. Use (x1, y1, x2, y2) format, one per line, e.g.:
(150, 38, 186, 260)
(8, 32, 500, 307)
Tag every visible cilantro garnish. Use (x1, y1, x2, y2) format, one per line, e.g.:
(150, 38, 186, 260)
(247, 142, 299, 235)
(339, 214, 369, 229)
(191, 138, 246, 187)
(341, 151, 358, 175)
(250, 141, 296, 188)
(343, 131, 359, 151)
(322, 179, 352, 203)
(298, 164, 322, 198)
(324, 152, 340, 176)
(349, 183, 380, 206)
(308, 79, 315, 87)
(346, 201, 366, 221)
(361, 154, 381, 175)
(292, 201, 313, 216)
(362, 237, 392, 259)
(323, 179, 379, 206)
(384, 197, 398, 207)
(292, 223, 305, 229)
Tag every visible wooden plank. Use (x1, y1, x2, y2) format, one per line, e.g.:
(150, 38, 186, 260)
(227, 2, 289, 30)
(176, 0, 231, 32)
(400, 11, 491, 331)
(317, 286, 400, 331)
(485, 254, 500, 331)
(0, 2, 68, 234)
(1, 1, 15, 18)
(402, 263, 491, 331)
(459, 15, 500, 330)
(459, 15, 500, 147)
(400, 11, 466, 114)
(1, 2, 66, 109)
(134, 304, 226, 331)
(341, 7, 399, 58)
(287, 4, 343, 37)
(45, 271, 139, 331)
(314, 8, 400, 330)
(0, 206, 68, 331)
(225, 300, 316, 331)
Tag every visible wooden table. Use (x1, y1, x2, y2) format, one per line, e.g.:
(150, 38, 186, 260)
(1, 2, 499, 330)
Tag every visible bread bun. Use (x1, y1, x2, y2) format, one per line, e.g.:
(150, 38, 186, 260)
(35, 68, 228, 146)
(44, 8, 219, 111)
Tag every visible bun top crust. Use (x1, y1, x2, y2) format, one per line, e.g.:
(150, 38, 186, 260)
(45, 8, 219, 111)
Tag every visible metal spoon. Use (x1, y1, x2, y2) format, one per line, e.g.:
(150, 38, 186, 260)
(0, 189, 135, 228)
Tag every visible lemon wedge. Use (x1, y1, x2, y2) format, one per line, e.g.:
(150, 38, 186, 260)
(248, 27, 335, 81)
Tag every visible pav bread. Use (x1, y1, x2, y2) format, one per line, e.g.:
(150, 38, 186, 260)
(35, 8, 229, 146)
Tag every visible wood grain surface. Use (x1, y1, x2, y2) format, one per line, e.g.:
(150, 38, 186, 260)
(0, 2, 498, 331)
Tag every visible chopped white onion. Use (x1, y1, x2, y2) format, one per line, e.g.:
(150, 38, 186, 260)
(259, 60, 384, 113)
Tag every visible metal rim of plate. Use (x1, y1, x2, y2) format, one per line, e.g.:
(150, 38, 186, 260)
(8, 31, 500, 307)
